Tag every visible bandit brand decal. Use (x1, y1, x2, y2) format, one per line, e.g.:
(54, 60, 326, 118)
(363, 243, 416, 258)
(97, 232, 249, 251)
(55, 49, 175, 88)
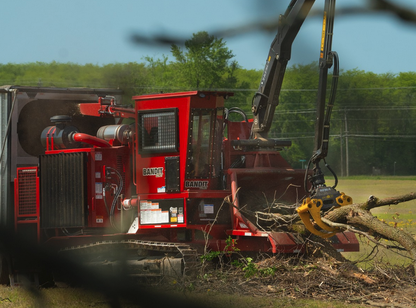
(185, 180, 209, 189)
(142, 167, 163, 177)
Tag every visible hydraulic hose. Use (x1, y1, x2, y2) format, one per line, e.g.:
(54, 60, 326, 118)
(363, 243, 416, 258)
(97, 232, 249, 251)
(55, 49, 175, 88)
(72, 133, 112, 148)
(323, 51, 339, 128)
(305, 52, 340, 194)
(325, 159, 339, 189)
(226, 107, 248, 122)
(106, 167, 124, 231)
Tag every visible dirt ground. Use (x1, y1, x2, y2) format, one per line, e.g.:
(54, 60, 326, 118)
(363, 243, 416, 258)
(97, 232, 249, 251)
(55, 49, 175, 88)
(0, 256, 414, 308)
(175, 256, 416, 308)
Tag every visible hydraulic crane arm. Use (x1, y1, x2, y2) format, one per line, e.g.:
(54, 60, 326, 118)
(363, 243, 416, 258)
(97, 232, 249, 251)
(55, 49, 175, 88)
(305, 0, 344, 200)
(297, 0, 353, 238)
(248, 0, 352, 237)
(314, 0, 337, 160)
(251, 0, 315, 139)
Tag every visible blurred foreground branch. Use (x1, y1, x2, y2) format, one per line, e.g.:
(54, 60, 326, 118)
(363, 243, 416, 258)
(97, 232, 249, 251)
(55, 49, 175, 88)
(130, 0, 416, 47)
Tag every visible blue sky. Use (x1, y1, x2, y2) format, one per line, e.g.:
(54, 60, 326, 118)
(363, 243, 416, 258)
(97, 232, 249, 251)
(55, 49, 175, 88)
(3, 0, 416, 74)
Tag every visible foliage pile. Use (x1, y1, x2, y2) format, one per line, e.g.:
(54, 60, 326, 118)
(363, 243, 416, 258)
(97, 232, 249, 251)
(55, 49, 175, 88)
(188, 254, 416, 308)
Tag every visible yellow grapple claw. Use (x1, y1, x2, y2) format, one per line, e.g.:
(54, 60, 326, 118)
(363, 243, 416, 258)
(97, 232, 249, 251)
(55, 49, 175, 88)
(336, 192, 353, 206)
(297, 192, 353, 238)
(297, 198, 338, 238)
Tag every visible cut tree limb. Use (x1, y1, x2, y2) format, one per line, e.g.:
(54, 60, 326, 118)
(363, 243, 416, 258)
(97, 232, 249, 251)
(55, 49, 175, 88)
(248, 192, 416, 273)
(322, 193, 416, 273)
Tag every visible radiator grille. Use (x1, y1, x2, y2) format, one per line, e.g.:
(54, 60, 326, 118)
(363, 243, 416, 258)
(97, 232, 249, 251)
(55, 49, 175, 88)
(40, 152, 87, 228)
(16, 168, 38, 215)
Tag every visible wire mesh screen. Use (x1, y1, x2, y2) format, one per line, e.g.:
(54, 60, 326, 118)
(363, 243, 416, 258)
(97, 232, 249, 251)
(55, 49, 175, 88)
(138, 109, 178, 153)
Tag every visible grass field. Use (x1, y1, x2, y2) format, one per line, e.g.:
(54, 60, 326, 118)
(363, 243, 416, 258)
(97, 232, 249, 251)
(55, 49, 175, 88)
(334, 176, 416, 267)
(335, 176, 416, 229)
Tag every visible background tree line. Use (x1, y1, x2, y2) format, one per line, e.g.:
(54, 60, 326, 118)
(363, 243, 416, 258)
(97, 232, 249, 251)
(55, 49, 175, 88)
(1, 31, 416, 176)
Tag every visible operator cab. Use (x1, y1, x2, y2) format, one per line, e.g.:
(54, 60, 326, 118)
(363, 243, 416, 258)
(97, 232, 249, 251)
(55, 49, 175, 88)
(134, 91, 230, 195)
(132, 91, 232, 231)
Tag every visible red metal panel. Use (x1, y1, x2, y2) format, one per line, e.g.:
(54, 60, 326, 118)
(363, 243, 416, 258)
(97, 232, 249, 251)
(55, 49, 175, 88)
(46, 146, 132, 229)
(268, 232, 305, 253)
(331, 232, 360, 252)
(133, 91, 232, 102)
(88, 146, 132, 228)
(133, 91, 199, 101)
(135, 96, 191, 195)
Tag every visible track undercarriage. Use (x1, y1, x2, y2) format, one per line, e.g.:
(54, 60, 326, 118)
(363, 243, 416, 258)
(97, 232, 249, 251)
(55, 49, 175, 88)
(58, 239, 199, 279)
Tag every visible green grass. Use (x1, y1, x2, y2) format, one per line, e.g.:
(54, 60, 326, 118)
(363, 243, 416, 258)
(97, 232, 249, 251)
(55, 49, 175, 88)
(335, 175, 416, 181)
(335, 176, 416, 215)
(331, 176, 416, 200)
